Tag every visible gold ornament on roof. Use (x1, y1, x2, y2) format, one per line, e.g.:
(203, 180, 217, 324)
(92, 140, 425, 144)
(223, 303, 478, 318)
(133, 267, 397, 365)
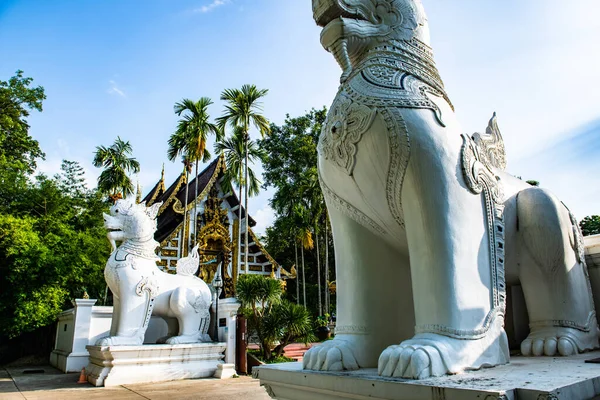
(196, 186, 233, 293)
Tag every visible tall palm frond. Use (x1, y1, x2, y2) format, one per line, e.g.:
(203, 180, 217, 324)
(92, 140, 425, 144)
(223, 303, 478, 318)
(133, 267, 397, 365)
(93, 137, 140, 200)
(168, 98, 221, 255)
(217, 85, 270, 275)
(216, 85, 270, 138)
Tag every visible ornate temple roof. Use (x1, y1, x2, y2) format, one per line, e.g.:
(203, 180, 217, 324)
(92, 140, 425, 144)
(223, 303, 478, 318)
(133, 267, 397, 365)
(141, 164, 166, 206)
(142, 155, 292, 278)
(145, 156, 254, 243)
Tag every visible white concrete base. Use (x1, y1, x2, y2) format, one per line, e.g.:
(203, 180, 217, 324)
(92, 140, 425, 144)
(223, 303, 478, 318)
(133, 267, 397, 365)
(49, 349, 89, 374)
(254, 351, 600, 400)
(214, 363, 237, 379)
(86, 342, 226, 387)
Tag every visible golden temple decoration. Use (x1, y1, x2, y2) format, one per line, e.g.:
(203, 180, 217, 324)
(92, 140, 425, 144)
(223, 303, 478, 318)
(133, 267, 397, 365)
(328, 280, 337, 294)
(158, 171, 187, 215)
(172, 198, 185, 214)
(135, 181, 142, 204)
(196, 184, 234, 296)
(147, 164, 166, 206)
(185, 154, 226, 212)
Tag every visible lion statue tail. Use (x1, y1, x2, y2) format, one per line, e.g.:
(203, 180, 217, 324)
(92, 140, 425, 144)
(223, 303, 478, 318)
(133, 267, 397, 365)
(176, 244, 200, 277)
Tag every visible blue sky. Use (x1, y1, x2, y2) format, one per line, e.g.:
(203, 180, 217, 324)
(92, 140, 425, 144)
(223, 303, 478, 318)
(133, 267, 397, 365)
(1, 0, 599, 234)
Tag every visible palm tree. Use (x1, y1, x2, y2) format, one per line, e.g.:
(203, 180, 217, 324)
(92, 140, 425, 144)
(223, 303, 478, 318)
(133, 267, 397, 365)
(173, 98, 222, 248)
(215, 126, 266, 273)
(299, 168, 325, 315)
(297, 223, 313, 309)
(93, 137, 140, 202)
(271, 184, 303, 304)
(236, 274, 315, 361)
(217, 85, 270, 274)
(167, 130, 193, 255)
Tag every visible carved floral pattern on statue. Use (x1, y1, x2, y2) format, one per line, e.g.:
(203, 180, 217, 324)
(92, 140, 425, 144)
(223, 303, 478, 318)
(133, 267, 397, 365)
(135, 276, 159, 298)
(319, 91, 376, 176)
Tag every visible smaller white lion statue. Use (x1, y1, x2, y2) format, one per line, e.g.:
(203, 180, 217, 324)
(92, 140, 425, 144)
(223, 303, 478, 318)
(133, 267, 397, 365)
(96, 199, 212, 346)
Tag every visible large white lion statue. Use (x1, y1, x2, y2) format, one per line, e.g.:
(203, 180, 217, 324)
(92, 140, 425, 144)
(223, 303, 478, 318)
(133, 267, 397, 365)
(96, 199, 212, 346)
(303, 0, 599, 379)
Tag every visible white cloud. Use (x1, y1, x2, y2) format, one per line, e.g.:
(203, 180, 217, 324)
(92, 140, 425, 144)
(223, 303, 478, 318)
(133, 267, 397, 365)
(252, 205, 275, 237)
(107, 80, 126, 97)
(194, 0, 230, 14)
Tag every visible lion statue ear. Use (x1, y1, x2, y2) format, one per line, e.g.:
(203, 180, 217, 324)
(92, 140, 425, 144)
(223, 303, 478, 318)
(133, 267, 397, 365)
(145, 202, 162, 220)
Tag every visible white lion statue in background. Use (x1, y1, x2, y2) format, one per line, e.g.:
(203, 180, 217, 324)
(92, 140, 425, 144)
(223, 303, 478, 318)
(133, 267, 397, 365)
(96, 199, 212, 346)
(303, 0, 599, 379)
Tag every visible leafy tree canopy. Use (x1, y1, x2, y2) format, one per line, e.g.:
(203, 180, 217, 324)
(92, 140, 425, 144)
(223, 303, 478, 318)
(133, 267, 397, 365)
(581, 215, 600, 237)
(0, 70, 45, 174)
(0, 70, 109, 342)
(0, 160, 110, 340)
(260, 108, 333, 314)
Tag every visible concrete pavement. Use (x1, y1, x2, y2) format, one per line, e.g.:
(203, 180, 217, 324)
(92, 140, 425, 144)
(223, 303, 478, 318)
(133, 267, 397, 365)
(1, 366, 271, 400)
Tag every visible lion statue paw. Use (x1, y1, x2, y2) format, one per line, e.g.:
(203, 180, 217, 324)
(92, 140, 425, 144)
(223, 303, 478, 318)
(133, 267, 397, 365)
(303, 339, 359, 371)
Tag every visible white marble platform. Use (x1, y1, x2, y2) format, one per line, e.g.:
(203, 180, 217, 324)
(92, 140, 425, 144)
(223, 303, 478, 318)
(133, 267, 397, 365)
(254, 351, 600, 400)
(86, 342, 226, 387)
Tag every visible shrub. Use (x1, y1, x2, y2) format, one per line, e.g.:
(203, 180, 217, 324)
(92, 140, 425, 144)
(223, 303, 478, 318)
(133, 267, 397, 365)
(236, 274, 315, 361)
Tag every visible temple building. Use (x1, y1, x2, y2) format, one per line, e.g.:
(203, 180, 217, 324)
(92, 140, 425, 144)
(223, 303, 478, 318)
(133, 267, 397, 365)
(141, 155, 294, 296)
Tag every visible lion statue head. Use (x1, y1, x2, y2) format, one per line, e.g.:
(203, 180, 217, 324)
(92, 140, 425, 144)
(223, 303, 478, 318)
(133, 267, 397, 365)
(312, 0, 430, 81)
(103, 200, 162, 250)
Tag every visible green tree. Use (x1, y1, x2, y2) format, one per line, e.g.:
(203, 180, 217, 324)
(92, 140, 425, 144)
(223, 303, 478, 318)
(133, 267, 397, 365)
(0, 170, 109, 340)
(93, 137, 140, 202)
(57, 159, 87, 198)
(0, 71, 46, 213)
(173, 98, 222, 248)
(0, 70, 45, 174)
(261, 108, 331, 316)
(236, 274, 314, 361)
(581, 215, 600, 237)
(299, 168, 326, 316)
(217, 85, 270, 274)
(0, 71, 110, 359)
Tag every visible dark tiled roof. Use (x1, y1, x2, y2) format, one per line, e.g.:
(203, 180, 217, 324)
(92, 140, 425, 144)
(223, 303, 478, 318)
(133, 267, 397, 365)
(153, 157, 256, 243)
(176, 158, 220, 210)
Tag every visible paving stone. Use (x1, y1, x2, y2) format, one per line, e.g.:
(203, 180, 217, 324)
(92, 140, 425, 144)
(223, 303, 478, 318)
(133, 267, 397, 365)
(0, 366, 270, 400)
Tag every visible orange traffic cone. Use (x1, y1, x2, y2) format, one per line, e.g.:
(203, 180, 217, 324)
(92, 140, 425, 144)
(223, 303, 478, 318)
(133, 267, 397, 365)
(77, 367, 87, 384)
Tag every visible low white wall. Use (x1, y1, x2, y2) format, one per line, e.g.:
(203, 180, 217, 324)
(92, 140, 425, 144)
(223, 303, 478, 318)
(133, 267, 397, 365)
(50, 299, 170, 373)
(50, 298, 239, 373)
(585, 234, 600, 266)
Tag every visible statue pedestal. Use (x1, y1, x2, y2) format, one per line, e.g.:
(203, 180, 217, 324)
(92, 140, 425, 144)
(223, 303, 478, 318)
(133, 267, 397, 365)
(254, 352, 600, 400)
(86, 342, 226, 387)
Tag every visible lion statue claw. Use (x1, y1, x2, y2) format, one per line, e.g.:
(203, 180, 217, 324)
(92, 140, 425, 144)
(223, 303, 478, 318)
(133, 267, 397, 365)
(305, 0, 599, 379)
(96, 199, 212, 346)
